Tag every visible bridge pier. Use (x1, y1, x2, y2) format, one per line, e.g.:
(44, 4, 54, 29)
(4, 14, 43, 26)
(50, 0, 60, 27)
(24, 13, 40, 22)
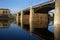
(16, 13, 18, 25)
(21, 10, 30, 30)
(21, 10, 23, 29)
(54, 0, 60, 40)
(15, 12, 21, 26)
(30, 7, 34, 33)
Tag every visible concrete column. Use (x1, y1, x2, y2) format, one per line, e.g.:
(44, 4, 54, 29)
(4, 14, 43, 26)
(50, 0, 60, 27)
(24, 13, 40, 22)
(54, 0, 60, 40)
(30, 6, 34, 33)
(16, 13, 18, 25)
(21, 10, 23, 29)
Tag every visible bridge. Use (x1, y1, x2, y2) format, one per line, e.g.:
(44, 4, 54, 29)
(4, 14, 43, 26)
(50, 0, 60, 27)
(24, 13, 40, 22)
(14, 0, 60, 40)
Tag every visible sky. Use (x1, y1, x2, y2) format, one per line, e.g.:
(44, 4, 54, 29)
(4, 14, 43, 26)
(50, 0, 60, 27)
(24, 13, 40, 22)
(0, 0, 54, 14)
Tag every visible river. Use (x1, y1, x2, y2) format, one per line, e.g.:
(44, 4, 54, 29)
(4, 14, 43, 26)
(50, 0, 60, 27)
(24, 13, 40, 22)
(0, 20, 54, 40)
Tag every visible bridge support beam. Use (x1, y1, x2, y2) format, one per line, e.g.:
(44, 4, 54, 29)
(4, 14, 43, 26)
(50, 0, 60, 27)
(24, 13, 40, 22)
(21, 10, 23, 29)
(54, 0, 60, 40)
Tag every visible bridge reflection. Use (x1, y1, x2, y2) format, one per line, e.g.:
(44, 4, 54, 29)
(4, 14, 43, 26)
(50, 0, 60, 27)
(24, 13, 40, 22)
(14, 19, 54, 40)
(0, 19, 54, 40)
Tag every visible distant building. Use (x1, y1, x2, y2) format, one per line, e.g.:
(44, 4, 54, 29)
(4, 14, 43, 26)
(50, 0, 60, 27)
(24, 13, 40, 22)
(0, 8, 10, 16)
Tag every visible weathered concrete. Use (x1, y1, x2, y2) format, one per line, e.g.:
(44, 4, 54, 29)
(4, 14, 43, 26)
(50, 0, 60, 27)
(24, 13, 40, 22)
(21, 10, 23, 29)
(23, 11, 29, 24)
(32, 13, 48, 28)
(16, 13, 18, 25)
(54, 0, 60, 40)
(30, 7, 34, 33)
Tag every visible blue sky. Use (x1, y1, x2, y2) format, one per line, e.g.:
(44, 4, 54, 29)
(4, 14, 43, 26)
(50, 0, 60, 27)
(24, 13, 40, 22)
(0, 0, 54, 14)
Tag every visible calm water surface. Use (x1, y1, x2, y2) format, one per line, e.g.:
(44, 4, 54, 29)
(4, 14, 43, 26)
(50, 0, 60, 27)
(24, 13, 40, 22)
(0, 20, 54, 40)
(0, 20, 41, 40)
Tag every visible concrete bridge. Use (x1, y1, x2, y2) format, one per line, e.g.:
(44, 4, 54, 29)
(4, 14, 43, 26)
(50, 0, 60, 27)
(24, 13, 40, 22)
(15, 1, 54, 31)
(14, 0, 60, 40)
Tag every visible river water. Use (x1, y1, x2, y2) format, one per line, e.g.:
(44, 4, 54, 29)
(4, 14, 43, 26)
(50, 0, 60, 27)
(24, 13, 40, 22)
(0, 20, 54, 40)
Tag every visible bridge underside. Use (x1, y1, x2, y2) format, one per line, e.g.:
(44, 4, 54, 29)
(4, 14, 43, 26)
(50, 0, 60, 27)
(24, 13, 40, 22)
(23, 1, 55, 13)
(34, 2, 55, 13)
